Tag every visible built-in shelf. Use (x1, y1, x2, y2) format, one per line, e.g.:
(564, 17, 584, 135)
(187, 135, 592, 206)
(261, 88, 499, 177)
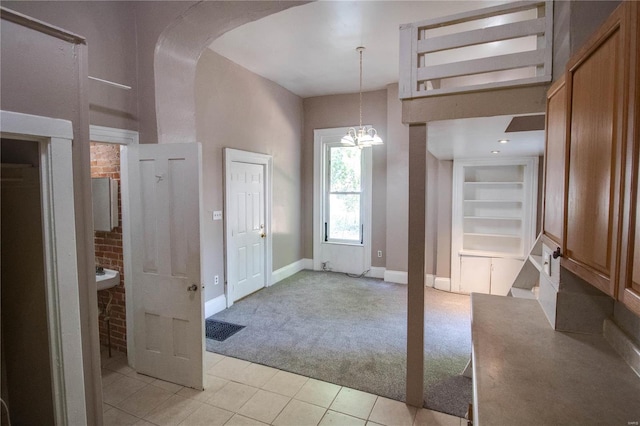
(464, 232, 521, 239)
(464, 199, 523, 203)
(464, 181, 524, 185)
(464, 216, 522, 221)
(452, 158, 538, 295)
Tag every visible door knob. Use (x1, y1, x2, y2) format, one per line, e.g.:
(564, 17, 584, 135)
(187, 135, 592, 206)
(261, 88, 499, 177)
(552, 247, 562, 259)
(187, 284, 198, 292)
(260, 232, 266, 238)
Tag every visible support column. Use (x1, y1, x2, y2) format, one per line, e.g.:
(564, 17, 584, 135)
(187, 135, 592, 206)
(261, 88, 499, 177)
(406, 124, 426, 407)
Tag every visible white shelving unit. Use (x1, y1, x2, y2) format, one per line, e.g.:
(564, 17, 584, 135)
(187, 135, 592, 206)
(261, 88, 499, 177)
(451, 158, 538, 295)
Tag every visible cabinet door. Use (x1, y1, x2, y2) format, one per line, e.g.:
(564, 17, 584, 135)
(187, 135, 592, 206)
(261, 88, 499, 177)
(459, 256, 491, 294)
(617, 2, 640, 315)
(542, 76, 567, 247)
(490, 258, 524, 296)
(564, 7, 627, 297)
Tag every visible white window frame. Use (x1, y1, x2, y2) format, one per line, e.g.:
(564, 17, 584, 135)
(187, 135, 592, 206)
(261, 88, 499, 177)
(323, 142, 365, 245)
(313, 127, 372, 271)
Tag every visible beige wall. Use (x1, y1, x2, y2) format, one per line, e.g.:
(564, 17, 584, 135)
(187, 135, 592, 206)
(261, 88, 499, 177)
(4, 1, 140, 131)
(195, 50, 304, 301)
(303, 90, 388, 267)
(385, 84, 410, 272)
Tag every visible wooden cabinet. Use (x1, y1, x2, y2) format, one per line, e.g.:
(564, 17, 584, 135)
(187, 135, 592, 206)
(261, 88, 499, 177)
(617, 2, 640, 315)
(561, 3, 630, 297)
(542, 76, 567, 248)
(459, 256, 523, 296)
(542, 1, 640, 313)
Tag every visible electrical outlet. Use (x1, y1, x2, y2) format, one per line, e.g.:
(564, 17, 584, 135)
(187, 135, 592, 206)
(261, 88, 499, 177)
(214, 275, 219, 285)
(213, 211, 223, 221)
(378, 250, 383, 258)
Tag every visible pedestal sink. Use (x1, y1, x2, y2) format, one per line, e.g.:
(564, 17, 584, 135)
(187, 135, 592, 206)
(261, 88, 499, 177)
(96, 268, 119, 291)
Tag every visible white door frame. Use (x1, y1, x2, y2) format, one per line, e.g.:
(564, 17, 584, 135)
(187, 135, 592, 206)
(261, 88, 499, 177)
(313, 127, 373, 274)
(224, 148, 273, 307)
(1, 110, 86, 424)
(89, 125, 139, 365)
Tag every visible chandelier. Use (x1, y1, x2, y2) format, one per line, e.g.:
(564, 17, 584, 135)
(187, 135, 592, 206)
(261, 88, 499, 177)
(341, 47, 383, 148)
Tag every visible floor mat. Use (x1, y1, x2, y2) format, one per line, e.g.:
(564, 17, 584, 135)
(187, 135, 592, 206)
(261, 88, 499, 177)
(205, 319, 245, 341)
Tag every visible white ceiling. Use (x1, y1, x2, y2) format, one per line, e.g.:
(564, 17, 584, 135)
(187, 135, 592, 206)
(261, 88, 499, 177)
(427, 115, 545, 160)
(209, 0, 509, 98)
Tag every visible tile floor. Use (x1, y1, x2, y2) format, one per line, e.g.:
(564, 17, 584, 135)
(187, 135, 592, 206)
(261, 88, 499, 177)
(101, 349, 466, 426)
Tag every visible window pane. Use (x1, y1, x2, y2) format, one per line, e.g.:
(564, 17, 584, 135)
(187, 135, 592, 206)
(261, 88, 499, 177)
(330, 146, 361, 192)
(329, 194, 360, 241)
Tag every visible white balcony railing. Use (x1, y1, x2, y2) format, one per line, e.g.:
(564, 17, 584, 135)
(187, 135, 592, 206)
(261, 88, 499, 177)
(399, 1, 553, 99)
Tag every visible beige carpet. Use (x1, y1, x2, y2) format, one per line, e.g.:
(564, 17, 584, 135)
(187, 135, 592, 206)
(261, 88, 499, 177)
(206, 270, 471, 417)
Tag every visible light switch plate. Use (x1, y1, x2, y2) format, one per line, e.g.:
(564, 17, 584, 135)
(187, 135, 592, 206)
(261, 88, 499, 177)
(213, 211, 223, 220)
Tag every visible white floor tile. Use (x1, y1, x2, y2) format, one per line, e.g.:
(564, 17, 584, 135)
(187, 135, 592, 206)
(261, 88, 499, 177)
(115, 383, 173, 418)
(224, 414, 269, 426)
(178, 375, 229, 402)
(102, 368, 124, 387)
(178, 403, 233, 426)
(237, 389, 291, 424)
(262, 370, 309, 397)
(235, 363, 279, 388)
(414, 408, 463, 426)
(208, 381, 259, 412)
(205, 351, 226, 369)
(320, 410, 367, 426)
(102, 407, 139, 426)
(151, 378, 184, 394)
(329, 387, 377, 419)
(368, 397, 417, 426)
(294, 379, 341, 408)
(207, 356, 251, 381)
(273, 399, 326, 426)
(144, 394, 203, 426)
(103, 375, 148, 406)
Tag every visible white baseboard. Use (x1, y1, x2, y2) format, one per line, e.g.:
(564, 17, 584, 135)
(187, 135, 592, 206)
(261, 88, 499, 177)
(368, 267, 385, 279)
(271, 258, 312, 285)
(204, 294, 227, 319)
(426, 274, 435, 288)
(384, 270, 408, 284)
(435, 277, 451, 291)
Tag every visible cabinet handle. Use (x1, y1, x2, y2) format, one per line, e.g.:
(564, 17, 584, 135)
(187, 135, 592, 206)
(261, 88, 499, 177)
(552, 247, 562, 259)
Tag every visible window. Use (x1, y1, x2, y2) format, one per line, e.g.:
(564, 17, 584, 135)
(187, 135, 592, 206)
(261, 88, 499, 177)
(324, 144, 363, 244)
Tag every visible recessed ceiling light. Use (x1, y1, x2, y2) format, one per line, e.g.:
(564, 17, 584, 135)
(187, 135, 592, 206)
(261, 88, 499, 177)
(498, 139, 509, 144)
(491, 150, 500, 154)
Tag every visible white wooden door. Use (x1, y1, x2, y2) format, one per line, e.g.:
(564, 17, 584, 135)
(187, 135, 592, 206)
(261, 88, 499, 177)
(229, 161, 266, 301)
(459, 256, 491, 294)
(128, 143, 203, 389)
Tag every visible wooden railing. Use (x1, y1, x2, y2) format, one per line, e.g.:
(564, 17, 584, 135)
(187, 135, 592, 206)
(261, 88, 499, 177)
(399, 1, 553, 99)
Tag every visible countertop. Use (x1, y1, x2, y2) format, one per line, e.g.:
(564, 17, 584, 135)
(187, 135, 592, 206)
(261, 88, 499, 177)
(471, 293, 640, 425)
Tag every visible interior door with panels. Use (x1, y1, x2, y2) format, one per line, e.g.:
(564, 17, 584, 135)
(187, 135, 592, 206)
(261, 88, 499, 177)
(128, 143, 204, 389)
(563, 4, 628, 297)
(229, 161, 266, 302)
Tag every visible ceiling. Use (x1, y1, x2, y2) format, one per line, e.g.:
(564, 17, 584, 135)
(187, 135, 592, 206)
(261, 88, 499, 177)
(209, 0, 509, 98)
(427, 115, 545, 160)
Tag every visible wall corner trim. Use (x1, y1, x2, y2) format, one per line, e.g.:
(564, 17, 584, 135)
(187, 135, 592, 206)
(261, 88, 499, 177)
(434, 277, 451, 292)
(369, 267, 386, 279)
(271, 258, 313, 285)
(426, 274, 435, 288)
(384, 270, 408, 284)
(204, 294, 227, 319)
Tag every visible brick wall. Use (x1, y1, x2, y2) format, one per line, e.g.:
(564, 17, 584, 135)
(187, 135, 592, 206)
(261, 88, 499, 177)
(90, 142, 127, 354)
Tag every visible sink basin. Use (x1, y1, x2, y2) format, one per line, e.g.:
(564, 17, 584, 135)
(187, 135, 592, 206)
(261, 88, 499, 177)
(96, 268, 119, 291)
